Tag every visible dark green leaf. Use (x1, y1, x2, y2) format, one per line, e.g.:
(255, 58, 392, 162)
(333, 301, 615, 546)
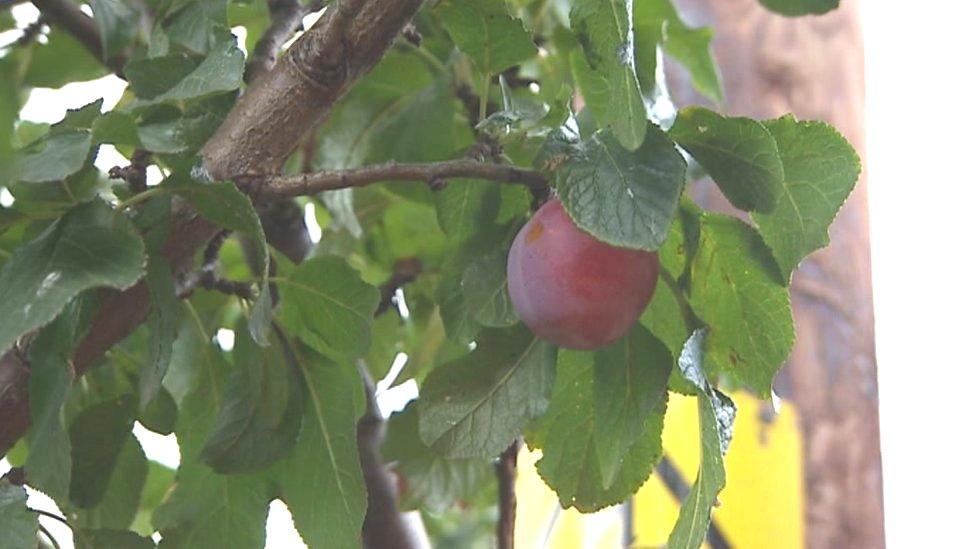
(24, 30, 105, 88)
(125, 55, 200, 99)
(436, 0, 537, 75)
(530, 350, 667, 511)
(75, 435, 148, 530)
(93, 111, 142, 147)
(75, 529, 156, 549)
(277, 256, 380, 358)
(668, 329, 737, 548)
(592, 325, 671, 487)
(554, 124, 686, 251)
(434, 181, 501, 245)
(89, 0, 140, 58)
(461, 248, 519, 328)
(200, 329, 302, 473)
(634, 0, 723, 104)
(753, 115, 861, 282)
(137, 388, 178, 435)
(670, 107, 785, 213)
(759, 0, 839, 16)
(570, 0, 646, 150)
(383, 405, 493, 512)
(419, 325, 556, 458)
(688, 215, 794, 396)
(13, 130, 92, 183)
(0, 200, 146, 355)
(163, 0, 228, 54)
(277, 351, 366, 549)
(0, 481, 36, 549)
(137, 112, 225, 154)
(129, 33, 244, 104)
(141, 255, 181, 407)
(69, 394, 138, 508)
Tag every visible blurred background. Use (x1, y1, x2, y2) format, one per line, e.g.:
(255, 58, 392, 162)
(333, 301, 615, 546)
(2, 0, 975, 547)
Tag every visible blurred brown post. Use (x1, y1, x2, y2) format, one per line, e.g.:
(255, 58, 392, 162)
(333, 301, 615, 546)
(671, 0, 884, 547)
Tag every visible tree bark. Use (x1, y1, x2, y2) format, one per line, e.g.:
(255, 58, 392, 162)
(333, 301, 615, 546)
(671, 1, 884, 547)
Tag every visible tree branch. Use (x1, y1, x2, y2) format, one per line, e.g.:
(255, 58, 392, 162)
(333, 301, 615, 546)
(245, 0, 322, 83)
(30, 0, 126, 76)
(253, 159, 548, 200)
(496, 439, 521, 549)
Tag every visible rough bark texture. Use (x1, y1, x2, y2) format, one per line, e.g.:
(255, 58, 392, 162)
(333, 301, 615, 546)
(672, 1, 884, 546)
(201, 0, 424, 179)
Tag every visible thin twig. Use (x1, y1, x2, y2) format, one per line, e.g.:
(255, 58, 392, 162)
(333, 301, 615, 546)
(37, 523, 61, 549)
(28, 508, 71, 529)
(107, 150, 152, 194)
(375, 258, 422, 317)
(252, 159, 549, 200)
(496, 439, 521, 549)
(11, 16, 46, 48)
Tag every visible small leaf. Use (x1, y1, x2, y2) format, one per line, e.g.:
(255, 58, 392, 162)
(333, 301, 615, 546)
(531, 350, 667, 511)
(75, 529, 155, 549)
(436, 0, 537, 75)
(137, 388, 178, 435)
(434, 181, 501, 245)
(88, 0, 140, 58)
(75, 435, 148, 531)
(277, 256, 380, 358)
(753, 115, 861, 282)
(418, 325, 556, 458)
(200, 328, 302, 473)
(634, 0, 723, 104)
(570, 0, 647, 150)
(461, 248, 519, 328)
(69, 394, 138, 509)
(0, 199, 146, 355)
(592, 325, 671, 487)
(759, 0, 839, 17)
(668, 330, 737, 548)
(554, 124, 686, 251)
(670, 107, 785, 213)
(128, 33, 244, 104)
(383, 405, 493, 512)
(140, 255, 181, 408)
(277, 350, 366, 549)
(247, 280, 274, 347)
(13, 130, 92, 183)
(688, 215, 794, 397)
(0, 481, 37, 548)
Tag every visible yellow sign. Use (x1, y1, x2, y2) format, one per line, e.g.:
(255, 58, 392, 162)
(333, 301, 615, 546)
(515, 392, 804, 548)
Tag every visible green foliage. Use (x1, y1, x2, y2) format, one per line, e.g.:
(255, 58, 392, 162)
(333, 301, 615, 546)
(0, 0, 854, 544)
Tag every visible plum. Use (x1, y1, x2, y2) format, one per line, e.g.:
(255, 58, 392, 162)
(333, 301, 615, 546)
(506, 199, 659, 350)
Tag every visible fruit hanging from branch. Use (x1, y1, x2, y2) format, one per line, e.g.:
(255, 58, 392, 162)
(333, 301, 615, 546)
(507, 198, 659, 350)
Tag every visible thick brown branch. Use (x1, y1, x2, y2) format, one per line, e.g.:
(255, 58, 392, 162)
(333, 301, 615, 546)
(496, 439, 520, 549)
(253, 160, 549, 199)
(244, 0, 321, 83)
(30, 0, 126, 76)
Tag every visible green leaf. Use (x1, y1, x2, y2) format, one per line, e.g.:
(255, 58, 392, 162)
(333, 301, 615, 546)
(75, 529, 155, 549)
(137, 112, 225, 154)
(436, 0, 537, 75)
(75, 435, 148, 530)
(25, 312, 81, 502)
(668, 330, 737, 549)
(383, 405, 493, 512)
(753, 115, 861, 282)
(669, 107, 785, 213)
(688, 215, 794, 396)
(200, 329, 302, 473)
(141, 255, 181, 408)
(570, 0, 646, 150)
(153, 333, 270, 549)
(0, 199, 146, 356)
(24, 30, 105, 88)
(553, 124, 686, 251)
(163, 0, 228, 55)
(13, 130, 93, 183)
(530, 350, 667, 511)
(634, 0, 723, 104)
(0, 481, 36, 549)
(434, 181, 501, 245)
(137, 388, 178, 435)
(277, 350, 366, 549)
(89, 0, 140, 58)
(658, 199, 701, 279)
(132, 461, 175, 536)
(277, 256, 380, 359)
(461, 248, 519, 328)
(592, 325, 671, 487)
(128, 33, 244, 104)
(93, 111, 141, 147)
(418, 325, 556, 458)
(758, 0, 839, 17)
(68, 394, 137, 509)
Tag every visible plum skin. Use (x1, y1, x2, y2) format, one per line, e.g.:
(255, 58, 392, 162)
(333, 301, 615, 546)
(506, 199, 659, 350)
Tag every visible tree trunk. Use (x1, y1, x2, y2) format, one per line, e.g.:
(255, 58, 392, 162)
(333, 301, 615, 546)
(671, 1, 885, 547)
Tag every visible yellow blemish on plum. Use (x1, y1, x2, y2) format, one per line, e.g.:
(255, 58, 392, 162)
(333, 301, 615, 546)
(525, 221, 544, 244)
